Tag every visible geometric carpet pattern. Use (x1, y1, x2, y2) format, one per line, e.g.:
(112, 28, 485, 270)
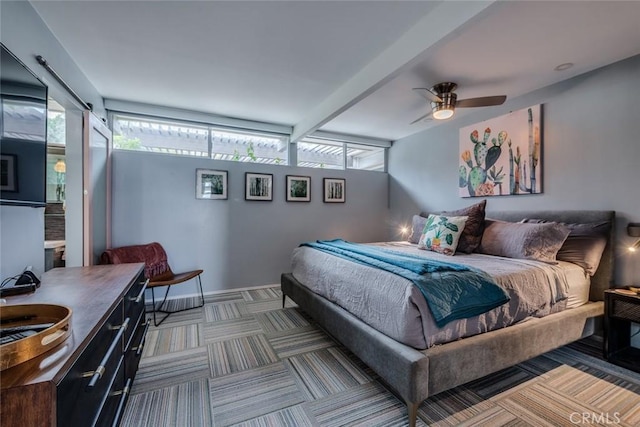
(121, 286, 640, 426)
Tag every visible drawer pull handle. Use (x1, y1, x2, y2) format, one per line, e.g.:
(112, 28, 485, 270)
(109, 317, 130, 331)
(110, 382, 131, 397)
(82, 365, 105, 379)
(112, 378, 133, 427)
(84, 317, 130, 388)
(129, 279, 149, 303)
(132, 320, 151, 356)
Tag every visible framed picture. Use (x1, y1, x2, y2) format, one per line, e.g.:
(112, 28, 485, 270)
(196, 169, 227, 200)
(459, 105, 542, 197)
(323, 178, 345, 203)
(286, 175, 311, 202)
(0, 154, 18, 192)
(245, 172, 273, 201)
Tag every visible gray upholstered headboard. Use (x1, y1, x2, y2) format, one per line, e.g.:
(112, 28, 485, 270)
(487, 210, 615, 302)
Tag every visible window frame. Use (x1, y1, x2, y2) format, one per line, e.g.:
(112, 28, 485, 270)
(108, 111, 389, 172)
(110, 112, 290, 164)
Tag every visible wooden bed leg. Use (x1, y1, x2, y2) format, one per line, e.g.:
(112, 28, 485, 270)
(406, 401, 419, 427)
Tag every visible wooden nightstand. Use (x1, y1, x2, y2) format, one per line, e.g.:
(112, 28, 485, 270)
(604, 289, 640, 373)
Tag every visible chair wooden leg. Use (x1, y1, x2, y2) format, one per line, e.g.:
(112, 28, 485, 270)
(282, 294, 286, 308)
(149, 275, 205, 327)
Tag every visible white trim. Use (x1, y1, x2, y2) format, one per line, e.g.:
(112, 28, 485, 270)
(105, 99, 292, 135)
(310, 130, 391, 148)
(144, 283, 280, 304)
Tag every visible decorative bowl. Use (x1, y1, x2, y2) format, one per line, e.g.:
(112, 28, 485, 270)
(1, 304, 72, 371)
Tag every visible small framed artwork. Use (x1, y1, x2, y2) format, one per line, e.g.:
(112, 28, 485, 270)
(0, 154, 18, 192)
(323, 178, 345, 203)
(196, 169, 227, 200)
(245, 172, 273, 201)
(286, 175, 311, 202)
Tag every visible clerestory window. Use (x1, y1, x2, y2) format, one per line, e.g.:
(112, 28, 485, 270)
(297, 137, 385, 171)
(112, 114, 289, 164)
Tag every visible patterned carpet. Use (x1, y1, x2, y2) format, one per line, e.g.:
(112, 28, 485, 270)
(121, 286, 640, 426)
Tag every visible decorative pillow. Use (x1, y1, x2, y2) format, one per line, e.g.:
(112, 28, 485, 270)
(441, 200, 487, 253)
(418, 214, 468, 256)
(478, 219, 570, 263)
(521, 219, 610, 275)
(408, 215, 428, 244)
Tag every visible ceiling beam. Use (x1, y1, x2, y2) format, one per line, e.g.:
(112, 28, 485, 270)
(290, 1, 497, 143)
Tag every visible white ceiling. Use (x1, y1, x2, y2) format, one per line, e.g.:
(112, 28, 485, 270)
(31, 1, 640, 142)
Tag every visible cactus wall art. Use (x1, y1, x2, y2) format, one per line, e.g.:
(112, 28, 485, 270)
(459, 105, 542, 198)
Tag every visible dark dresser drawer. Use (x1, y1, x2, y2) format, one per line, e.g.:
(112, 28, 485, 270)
(123, 273, 147, 346)
(95, 356, 127, 427)
(125, 315, 150, 382)
(57, 305, 127, 426)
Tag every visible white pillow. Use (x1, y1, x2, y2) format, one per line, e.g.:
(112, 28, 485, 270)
(418, 214, 469, 256)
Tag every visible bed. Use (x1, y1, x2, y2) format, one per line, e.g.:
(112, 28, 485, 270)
(281, 210, 614, 427)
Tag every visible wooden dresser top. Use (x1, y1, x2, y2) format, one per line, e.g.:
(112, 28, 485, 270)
(1, 263, 144, 389)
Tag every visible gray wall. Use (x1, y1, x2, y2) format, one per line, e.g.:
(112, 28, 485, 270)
(389, 54, 640, 286)
(0, 1, 105, 118)
(0, 1, 103, 278)
(112, 150, 389, 295)
(0, 206, 45, 278)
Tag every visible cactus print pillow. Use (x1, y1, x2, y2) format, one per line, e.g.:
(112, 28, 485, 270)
(418, 214, 469, 256)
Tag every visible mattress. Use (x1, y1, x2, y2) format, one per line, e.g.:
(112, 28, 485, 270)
(291, 241, 591, 349)
(564, 265, 591, 308)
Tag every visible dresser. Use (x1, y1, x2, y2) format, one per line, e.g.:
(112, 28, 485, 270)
(0, 264, 149, 427)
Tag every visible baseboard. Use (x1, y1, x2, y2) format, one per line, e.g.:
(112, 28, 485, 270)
(144, 282, 280, 304)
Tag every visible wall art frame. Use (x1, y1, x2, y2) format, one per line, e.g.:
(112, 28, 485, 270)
(459, 105, 542, 198)
(245, 172, 273, 201)
(196, 169, 227, 200)
(286, 175, 311, 202)
(323, 178, 345, 203)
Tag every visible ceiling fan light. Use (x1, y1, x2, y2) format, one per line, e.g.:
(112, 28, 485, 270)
(432, 106, 454, 120)
(431, 91, 456, 120)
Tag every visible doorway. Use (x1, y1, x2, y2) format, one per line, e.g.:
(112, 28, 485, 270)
(44, 98, 66, 270)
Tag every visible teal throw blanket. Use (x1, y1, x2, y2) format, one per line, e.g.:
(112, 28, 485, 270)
(301, 239, 509, 328)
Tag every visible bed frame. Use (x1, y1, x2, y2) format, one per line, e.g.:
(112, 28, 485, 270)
(281, 210, 615, 427)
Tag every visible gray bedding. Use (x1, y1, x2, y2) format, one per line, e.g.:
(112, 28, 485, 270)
(291, 241, 587, 349)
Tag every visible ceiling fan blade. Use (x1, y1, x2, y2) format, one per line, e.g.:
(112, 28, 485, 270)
(412, 88, 442, 103)
(456, 95, 506, 108)
(410, 111, 433, 125)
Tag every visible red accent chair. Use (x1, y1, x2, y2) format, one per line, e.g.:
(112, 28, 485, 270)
(101, 242, 204, 326)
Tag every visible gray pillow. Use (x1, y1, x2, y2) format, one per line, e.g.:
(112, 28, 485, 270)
(408, 215, 428, 244)
(521, 219, 610, 275)
(441, 200, 487, 253)
(478, 219, 570, 263)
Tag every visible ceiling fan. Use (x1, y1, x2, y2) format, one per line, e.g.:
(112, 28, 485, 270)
(410, 82, 506, 124)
